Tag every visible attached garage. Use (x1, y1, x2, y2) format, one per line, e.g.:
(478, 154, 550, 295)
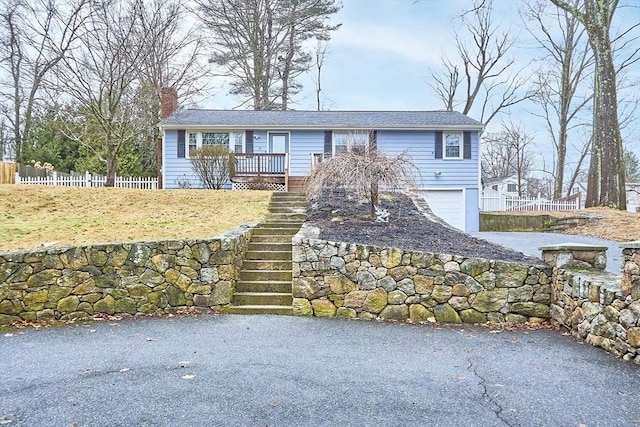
(420, 189, 465, 230)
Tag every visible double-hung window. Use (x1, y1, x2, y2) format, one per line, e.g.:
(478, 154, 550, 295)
(444, 132, 462, 159)
(185, 132, 244, 158)
(188, 133, 197, 155)
(333, 130, 369, 155)
(202, 132, 230, 147)
(233, 133, 244, 153)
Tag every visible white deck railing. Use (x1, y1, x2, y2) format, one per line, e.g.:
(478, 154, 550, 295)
(15, 171, 158, 190)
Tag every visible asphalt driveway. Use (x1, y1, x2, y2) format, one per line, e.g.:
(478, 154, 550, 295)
(471, 232, 622, 273)
(1, 314, 638, 426)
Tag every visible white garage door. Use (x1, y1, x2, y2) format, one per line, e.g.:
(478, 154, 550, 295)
(421, 190, 465, 230)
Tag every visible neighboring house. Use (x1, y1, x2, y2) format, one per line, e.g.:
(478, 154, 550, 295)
(482, 175, 520, 197)
(570, 182, 588, 208)
(627, 182, 640, 213)
(159, 104, 484, 231)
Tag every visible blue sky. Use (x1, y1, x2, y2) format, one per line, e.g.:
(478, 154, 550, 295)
(204, 0, 640, 162)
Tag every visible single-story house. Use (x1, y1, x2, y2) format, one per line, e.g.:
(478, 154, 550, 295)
(482, 175, 521, 197)
(159, 99, 484, 231)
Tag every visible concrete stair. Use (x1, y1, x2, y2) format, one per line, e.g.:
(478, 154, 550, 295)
(227, 192, 306, 316)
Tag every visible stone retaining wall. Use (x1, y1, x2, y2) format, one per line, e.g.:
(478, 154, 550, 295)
(292, 226, 552, 323)
(480, 213, 554, 232)
(548, 242, 640, 364)
(0, 226, 252, 324)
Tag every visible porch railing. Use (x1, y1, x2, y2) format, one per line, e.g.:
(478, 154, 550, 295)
(232, 153, 287, 178)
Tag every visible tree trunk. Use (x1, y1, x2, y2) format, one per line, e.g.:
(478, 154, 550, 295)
(106, 155, 117, 187)
(585, 23, 626, 209)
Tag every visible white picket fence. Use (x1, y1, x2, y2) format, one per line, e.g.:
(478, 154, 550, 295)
(15, 171, 158, 190)
(481, 193, 579, 212)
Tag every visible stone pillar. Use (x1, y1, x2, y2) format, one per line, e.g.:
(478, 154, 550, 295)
(539, 243, 608, 270)
(621, 241, 640, 299)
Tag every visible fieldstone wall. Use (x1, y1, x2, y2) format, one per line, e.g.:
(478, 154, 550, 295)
(548, 242, 640, 364)
(0, 226, 252, 325)
(292, 226, 552, 323)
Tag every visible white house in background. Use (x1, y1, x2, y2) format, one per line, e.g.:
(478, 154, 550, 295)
(570, 181, 640, 212)
(627, 182, 640, 213)
(482, 175, 521, 197)
(570, 182, 588, 208)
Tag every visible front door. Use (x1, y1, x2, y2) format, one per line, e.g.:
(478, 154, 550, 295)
(269, 133, 289, 153)
(268, 133, 289, 174)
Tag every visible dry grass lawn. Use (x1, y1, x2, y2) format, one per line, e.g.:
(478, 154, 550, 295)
(2, 185, 637, 254)
(488, 207, 640, 242)
(0, 185, 271, 253)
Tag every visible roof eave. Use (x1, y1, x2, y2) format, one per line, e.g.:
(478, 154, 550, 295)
(160, 123, 484, 131)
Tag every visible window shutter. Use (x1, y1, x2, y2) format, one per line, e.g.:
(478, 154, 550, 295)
(435, 131, 443, 159)
(245, 130, 254, 153)
(324, 130, 332, 155)
(369, 130, 377, 152)
(177, 130, 186, 158)
(463, 131, 471, 159)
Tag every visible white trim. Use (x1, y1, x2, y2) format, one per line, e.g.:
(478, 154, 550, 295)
(183, 130, 244, 159)
(267, 131, 291, 170)
(443, 131, 463, 160)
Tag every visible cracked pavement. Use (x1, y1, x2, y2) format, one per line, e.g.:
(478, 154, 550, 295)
(1, 315, 639, 426)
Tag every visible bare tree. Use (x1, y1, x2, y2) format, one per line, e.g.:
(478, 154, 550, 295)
(307, 134, 418, 218)
(190, 145, 235, 189)
(0, 0, 89, 161)
(550, 0, 635, 209)
(195, 0, 340, 110)
(313, 40, 328, 111)
(56, 1, 151, 186)
(428, 0, 534, 126)
(481, 120, 535, 197)
(131, 0, 210, 181)
(524, 0, 594, 199)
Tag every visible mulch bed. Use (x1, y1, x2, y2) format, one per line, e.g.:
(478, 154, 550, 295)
(306, 192, 543, 264)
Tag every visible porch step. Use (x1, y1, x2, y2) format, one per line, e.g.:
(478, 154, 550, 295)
(233, 292, 293, 306)
(226, 305, 294, 316)
(235, 280, 292, 293)
(252, 227, 300, 236)
(257, 222, 304, 229)
(268, 207, 306, 214)
(244, 250, 292, 261)
(264, 214, 306, 222)
(247, 242, 292, 252)
(241, 260, 292, 270)
(249, 235, 293, 244)
(239, 270, 293, 282)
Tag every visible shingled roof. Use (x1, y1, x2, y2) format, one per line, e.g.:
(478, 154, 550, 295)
(159, 109, 483, 130)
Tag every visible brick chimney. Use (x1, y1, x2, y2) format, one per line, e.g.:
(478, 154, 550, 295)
(160, 87, 178, 119)
(158, 87, 178, 189)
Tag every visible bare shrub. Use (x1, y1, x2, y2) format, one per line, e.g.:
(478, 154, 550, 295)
(306, 143, 419, 218)
(190, 146, 235, 189)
